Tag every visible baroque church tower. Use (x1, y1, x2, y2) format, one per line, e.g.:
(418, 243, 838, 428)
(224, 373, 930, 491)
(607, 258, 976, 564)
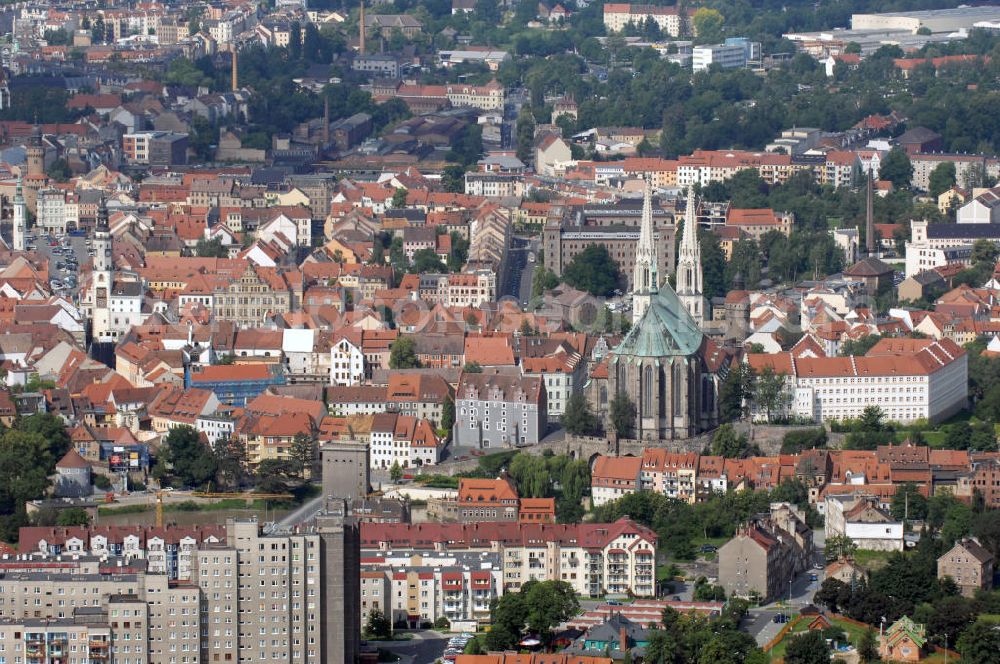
(675, 186, 706, 327)
(632, 175, 657, 324)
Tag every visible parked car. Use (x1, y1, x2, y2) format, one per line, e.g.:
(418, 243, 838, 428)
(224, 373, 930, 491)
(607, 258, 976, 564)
(773, 613, 789, 624)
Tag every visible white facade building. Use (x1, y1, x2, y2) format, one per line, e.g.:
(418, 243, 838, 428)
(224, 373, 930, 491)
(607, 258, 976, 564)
(196, 412, 237, 445)
(957, 189, 1000, 224)
(603, 3, 683, 36)
(330, 335, 365, 386)
(904, 219, 1000, 276)
(825, 494, 904, 551)
(12, 175, 25, 251)
(37, 187, 75, 234)
(692, 39, 760, 71)
(368, 412, 440, 470)
(749, 337, 968, 424)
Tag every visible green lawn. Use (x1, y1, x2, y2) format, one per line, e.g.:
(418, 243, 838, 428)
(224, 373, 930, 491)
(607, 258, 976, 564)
(852, 548, 894, 571)
(657, 563, 681, 581)
(659, 536, 729, 565)
(768, 615, 870, 659)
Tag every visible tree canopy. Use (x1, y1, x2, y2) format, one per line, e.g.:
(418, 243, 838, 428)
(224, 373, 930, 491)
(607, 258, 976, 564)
(562, 244, 621, 296)
(153, 425, 218, 490)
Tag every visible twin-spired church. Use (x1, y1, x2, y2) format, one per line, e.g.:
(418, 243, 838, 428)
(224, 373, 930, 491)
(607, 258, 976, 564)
(590, 179, 727, 441)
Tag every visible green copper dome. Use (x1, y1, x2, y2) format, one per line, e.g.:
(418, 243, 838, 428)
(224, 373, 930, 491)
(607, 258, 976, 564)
(613, 283, 704, 359)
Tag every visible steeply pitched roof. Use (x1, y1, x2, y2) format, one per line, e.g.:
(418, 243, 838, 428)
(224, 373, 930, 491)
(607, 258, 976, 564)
(56, 448, 89, 470)
(948, 537, 994, 564)
(844, 256, 894, 277)
(611, 283, 703, 358)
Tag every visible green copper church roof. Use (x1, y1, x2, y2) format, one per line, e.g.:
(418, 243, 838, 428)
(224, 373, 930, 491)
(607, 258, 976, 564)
(612, 284, 704, 359)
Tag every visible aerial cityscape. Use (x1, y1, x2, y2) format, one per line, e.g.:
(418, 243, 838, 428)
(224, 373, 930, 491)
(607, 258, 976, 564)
(1, 0, 1000, 662)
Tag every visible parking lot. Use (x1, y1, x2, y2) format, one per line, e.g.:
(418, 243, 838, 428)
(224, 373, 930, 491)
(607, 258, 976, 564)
(440, 632, 474, 661)
(32, 231, 91, 301)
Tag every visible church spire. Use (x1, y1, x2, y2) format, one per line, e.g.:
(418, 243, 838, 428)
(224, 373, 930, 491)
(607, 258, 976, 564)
(632, 175, 657, 323)
(676, 185, 705, 327)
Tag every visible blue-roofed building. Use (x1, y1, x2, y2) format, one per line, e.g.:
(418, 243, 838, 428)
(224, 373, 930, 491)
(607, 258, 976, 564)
(186, 363, 285, 406)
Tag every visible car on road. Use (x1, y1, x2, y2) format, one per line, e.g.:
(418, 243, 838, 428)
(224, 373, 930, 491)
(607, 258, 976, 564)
(773, 613, 789, 624)
(809, 574, 818, 581)
(813, 563, 823, 569)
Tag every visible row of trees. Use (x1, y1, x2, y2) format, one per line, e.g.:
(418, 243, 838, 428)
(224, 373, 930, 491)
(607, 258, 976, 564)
(504, 450, 590, 523)
(0, 414, 72, 542)
(813, 485, 1000, 661)
(593, 480, 818, 560)
(152, 425, 317, 495)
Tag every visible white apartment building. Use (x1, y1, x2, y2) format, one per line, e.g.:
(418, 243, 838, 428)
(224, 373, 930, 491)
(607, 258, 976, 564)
(361, 552, 503, 628)
(675, 150, 800, 188)
(196, 412, 237, 445)
(692, 40, 759, 71)
(368, 412, 440, 470)
(360, 517, 657, 598)
(590, 456, 642, 508)
(603, 3, 683, 36)
(910, 154, 988, 192)
(748, 337, 968, 424)
(904, 219, 1000, 276)
(330, 335, 365, 386)
(37, 188, 77, 234)
(21, 524, 227, 581)
(17, 510, 363, 664)
(463, 172, 521, 197)
(520, 348, 585, 418)
(445, 81, 505, 110)
(446, 271, 496, 308)
(905, 244, 973, 276)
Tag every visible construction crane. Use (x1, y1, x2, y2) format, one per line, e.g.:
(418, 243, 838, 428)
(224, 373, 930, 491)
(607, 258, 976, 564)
(155, 490, 165, 528)
(191, 492, 294, 500)
(152, 492, 294, 528)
